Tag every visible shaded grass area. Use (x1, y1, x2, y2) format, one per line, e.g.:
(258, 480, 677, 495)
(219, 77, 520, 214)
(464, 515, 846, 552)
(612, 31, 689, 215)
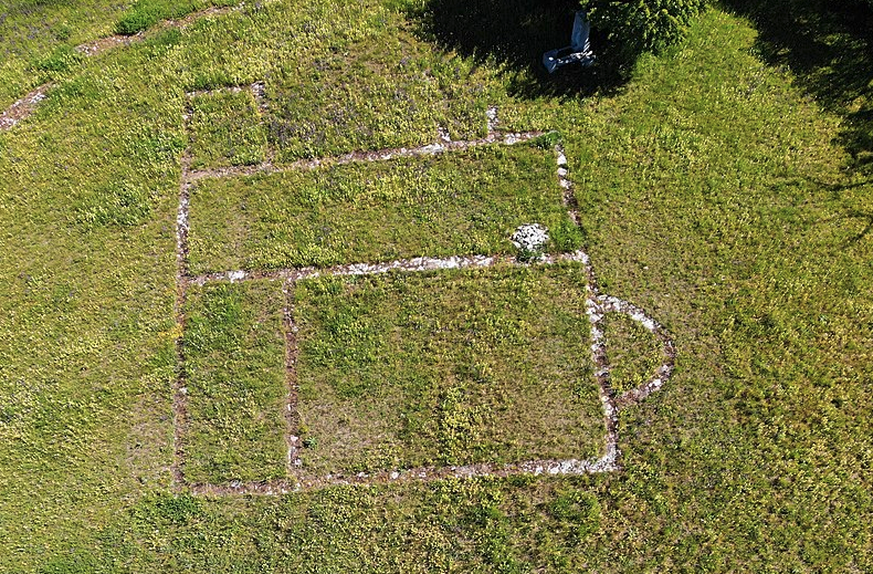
(294, 264, 602, 474)
(602, 313, 664, 397)
(406, 0, 621, 99)
(183, 280, 287, 484)
(723, 0, 873, 178)
(187, 142, 582, 274)
(187, 88, 267, 169)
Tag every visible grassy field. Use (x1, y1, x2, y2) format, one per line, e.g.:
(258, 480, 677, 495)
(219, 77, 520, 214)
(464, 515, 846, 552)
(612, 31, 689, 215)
(187, 142, 581, 273)
(0, 0, 241, 111)
(263, 14, 503, 160)
(187, 88, 268, 169)
(0, 0, 871, 571)
(294, 265, 602, 474)
(183, 280, 287, 484)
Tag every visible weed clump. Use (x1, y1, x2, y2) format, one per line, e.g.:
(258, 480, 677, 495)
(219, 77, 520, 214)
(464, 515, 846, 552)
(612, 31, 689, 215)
(115, 1, 165, 35)
(114, 0, 211, 35)
(531, 131, 562, 150)
(32, 45, 83, 74)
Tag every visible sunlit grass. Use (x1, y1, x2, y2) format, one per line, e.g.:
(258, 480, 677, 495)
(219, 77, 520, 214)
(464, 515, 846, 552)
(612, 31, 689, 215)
(183, 280, 287, 483)
(294, 265, 602, 474)
(187, 142, 582, 274)
(0, 0, 871, 571)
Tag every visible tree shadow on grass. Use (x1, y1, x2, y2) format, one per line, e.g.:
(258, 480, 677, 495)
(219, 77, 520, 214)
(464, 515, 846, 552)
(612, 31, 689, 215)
(723, 0, 873, 178)
(406, 0, 628, 99)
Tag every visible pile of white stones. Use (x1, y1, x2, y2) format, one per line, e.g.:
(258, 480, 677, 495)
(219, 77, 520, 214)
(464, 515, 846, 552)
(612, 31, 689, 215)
(511, 223, 550, 259)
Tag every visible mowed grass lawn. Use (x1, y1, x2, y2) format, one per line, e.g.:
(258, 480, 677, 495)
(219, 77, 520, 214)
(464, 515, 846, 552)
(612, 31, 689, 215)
(0, 0, 870, 572)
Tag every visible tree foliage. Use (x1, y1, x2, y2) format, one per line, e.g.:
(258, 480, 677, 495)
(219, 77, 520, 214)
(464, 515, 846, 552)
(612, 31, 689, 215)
(580, 0, 707, 62)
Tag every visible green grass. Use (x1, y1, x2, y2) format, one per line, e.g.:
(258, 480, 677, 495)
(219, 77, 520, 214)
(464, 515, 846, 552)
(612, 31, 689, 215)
(602, 313, 665, 397)
(560, 6, 873, 570)
(183, 280, 288, 483)
(187, 88, 267, 169)
(162, 0, 396, 93)
(187, 142, 583, 274)
(294, 264, 602, 474)
(0, 25, 183, 569)
(265, 13, 504, 160)
(0, 0, 243, 111)
(1, 0, 872, 571)
(110, 476, 606, 573)
(0, 0, 126, 109)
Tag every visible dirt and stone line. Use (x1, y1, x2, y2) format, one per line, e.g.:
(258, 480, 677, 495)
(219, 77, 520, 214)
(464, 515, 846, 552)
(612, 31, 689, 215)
(185, 82, 254, 100)
(0, 85, 50, 131)
(552, 144, 620, 471)
(556, 145, 582, 227)
(553, 146, 676, 471)
(183, 99, 547, 182)
(250, 81, 268, 114)
(185, 131, 547, 182)
(192, 254, 513, 286)
(173, 100, 676, 493)
(195, 251, 604, 286)
(190, 453, 623, 495)
(281, 281, 302, 474)
(0, 4, 240, 132)
(171, 144, 194, 486)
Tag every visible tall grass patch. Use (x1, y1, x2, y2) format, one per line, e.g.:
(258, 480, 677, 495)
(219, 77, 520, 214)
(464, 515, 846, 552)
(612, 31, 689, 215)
(293, 264, 603, 475)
